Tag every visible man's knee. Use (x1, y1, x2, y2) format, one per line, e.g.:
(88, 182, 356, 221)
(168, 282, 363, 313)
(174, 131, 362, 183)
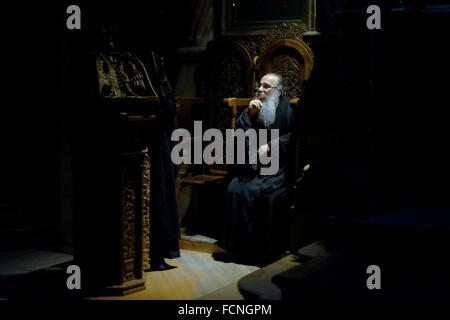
(262, 186, 288, 202)
(227, 177, 242, 196)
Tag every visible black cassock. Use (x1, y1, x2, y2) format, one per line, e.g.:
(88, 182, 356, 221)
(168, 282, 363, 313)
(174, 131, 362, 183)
(219, 95, 295, 262)
(145, 52, 181, 267)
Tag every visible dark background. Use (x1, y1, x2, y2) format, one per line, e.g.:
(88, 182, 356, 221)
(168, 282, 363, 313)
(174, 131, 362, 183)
(1, 0, 449, 258)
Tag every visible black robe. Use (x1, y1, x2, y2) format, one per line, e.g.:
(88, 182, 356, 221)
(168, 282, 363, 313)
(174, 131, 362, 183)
(219, 95, 295, 262)
(145, 52, 181, 263)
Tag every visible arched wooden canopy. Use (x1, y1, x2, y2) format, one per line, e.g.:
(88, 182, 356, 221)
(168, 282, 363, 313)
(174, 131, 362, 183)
(258, 23, 314, 98)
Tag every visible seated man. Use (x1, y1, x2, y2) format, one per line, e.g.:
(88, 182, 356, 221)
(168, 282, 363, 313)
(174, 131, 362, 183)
(219, 73, 295, 265)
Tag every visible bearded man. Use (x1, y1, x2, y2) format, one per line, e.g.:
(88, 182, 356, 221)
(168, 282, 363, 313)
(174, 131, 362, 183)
(218, 73, 295, 265)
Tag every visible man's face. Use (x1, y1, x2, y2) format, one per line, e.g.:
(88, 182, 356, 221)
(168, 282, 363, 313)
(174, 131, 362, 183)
(256, 74, 280, 101)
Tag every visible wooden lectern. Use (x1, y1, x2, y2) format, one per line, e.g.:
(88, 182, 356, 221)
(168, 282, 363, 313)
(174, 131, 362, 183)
(72, 52, 158, 295)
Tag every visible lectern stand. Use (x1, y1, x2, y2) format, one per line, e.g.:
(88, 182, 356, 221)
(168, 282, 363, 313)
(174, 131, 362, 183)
(72, 52, 160, 295)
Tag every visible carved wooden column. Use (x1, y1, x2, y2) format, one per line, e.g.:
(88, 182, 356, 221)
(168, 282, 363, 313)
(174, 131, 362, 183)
(105, 148, 151, 294)
(142, 151, 151, 272)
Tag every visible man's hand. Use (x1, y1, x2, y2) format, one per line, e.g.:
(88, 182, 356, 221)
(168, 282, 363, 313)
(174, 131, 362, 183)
(258, 144, 270, 158)
(248, 99, 262, 117)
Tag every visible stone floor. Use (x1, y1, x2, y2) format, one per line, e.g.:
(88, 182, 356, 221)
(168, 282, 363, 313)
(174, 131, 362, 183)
(0, 248, 74, 300)
(0, 249, 73, 277)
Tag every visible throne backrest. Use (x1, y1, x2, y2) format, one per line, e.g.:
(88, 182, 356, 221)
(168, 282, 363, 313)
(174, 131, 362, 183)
(257, 23, 314, 184)
(257, 23, 314, 99)
(222, 23, 314, 123)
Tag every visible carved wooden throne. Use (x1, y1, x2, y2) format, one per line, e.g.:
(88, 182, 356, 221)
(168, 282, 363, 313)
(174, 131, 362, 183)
(222, 23, 315, 252)
(176, 24, 314, 242)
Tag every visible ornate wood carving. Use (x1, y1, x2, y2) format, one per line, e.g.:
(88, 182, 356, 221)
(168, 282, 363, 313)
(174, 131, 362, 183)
(75, 50, 159, 295)
(96, 53, 158, 98)
(122, 179, 137, 282)
(121, 150, 150, 283)
(207, 40, 254, 132)
(272, 54, 305, 98)
(259, 23, 309, 53)
(214, 54, 247, 132)
(234, 39, 259, 62)
(141, 151, 151, 271)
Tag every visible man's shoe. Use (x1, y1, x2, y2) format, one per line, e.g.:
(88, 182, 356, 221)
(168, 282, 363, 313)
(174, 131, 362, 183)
(145, 259, 176, 272)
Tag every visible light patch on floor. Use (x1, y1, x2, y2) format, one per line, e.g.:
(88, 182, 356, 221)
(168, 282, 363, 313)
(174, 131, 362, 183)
(89, 249, 259, 300)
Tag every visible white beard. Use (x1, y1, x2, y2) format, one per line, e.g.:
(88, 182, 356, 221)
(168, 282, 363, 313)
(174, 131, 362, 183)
(257, 93, 279, 128)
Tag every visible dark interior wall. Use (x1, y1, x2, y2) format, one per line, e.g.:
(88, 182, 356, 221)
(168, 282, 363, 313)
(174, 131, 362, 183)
(331, 4, 450, 212)
(1, 3, 60, 242)
(307, 1, 450, 217)
(256, 0, 450, 231)
(378, 9, 450, 209)
(1, 0, 202, 249)
(55, 0, 198, 93)
(0, 5, 56, 249)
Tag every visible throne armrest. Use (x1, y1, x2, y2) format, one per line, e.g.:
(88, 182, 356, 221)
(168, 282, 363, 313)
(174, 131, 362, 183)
(224, 97, 300, 129)
(223, 97, 299, 107)
(174, 96, 205, 112)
